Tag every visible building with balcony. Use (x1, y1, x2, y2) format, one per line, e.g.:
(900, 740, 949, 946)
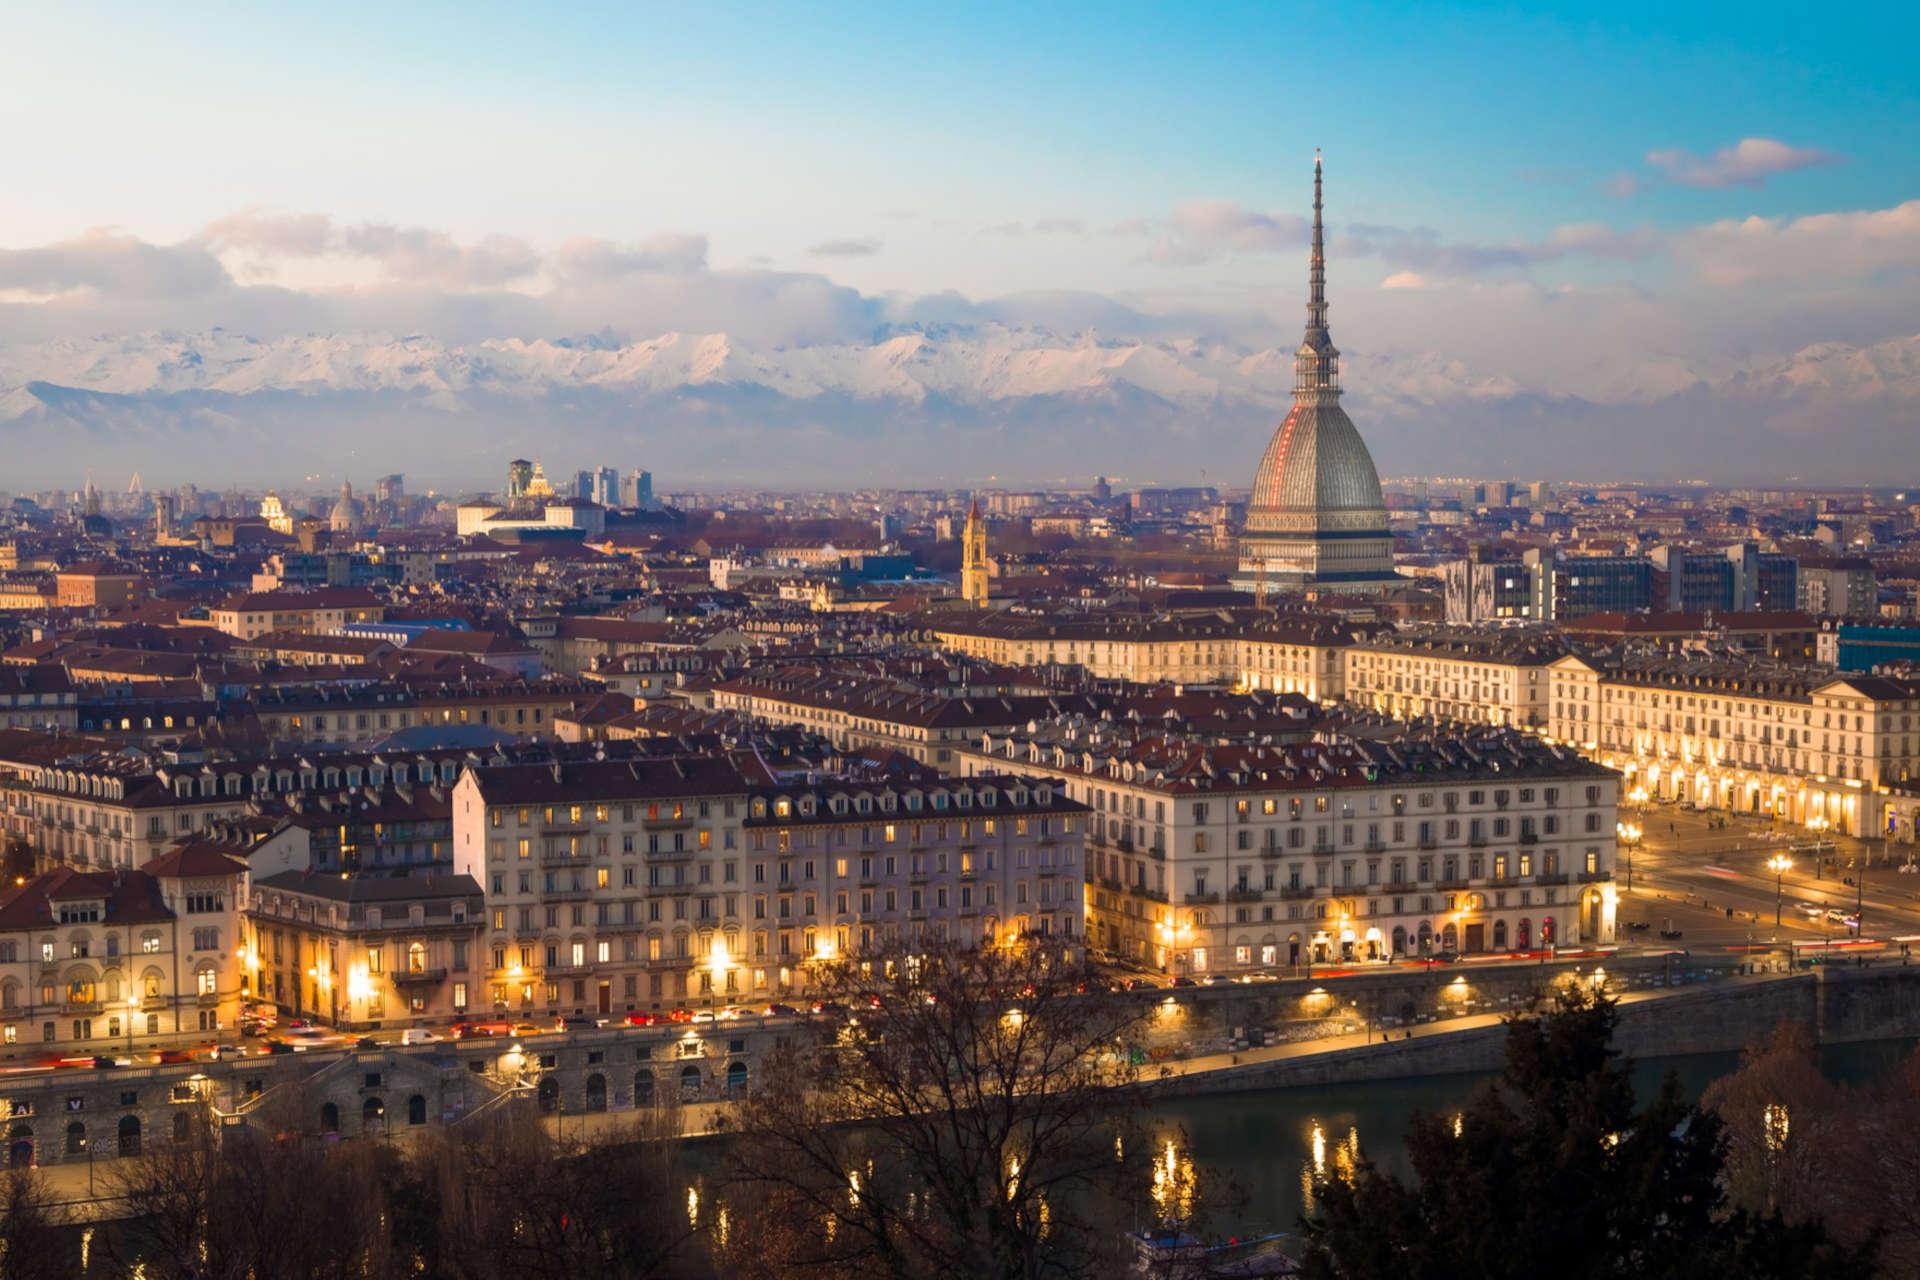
(955, 722, 1617, 974)
(0, 846, 246, 1058)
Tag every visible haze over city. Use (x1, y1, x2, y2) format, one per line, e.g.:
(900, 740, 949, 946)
(3, 1, 1917, 487)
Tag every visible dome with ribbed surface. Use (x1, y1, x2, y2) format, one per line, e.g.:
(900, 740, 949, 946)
(1237, 154, 1396, 591)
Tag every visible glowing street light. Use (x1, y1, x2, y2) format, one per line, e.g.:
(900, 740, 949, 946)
(1615, 821, 1642, 894)
(1766, 853, 1793, 940)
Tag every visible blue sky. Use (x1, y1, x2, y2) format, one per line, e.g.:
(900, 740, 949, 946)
(2, 1, 1917, 391)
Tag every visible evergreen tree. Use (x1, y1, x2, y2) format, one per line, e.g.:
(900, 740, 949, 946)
(1299, 988, 1873, 1280)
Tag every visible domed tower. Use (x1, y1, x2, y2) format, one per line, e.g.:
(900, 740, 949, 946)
(1237, 153, 1397, 592)
(330, 480, 360, 535)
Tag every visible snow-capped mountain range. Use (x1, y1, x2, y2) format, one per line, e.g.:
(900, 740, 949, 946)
(1, 325, 1915, 487)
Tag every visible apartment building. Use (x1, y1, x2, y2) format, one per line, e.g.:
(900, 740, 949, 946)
(209, 588, 386, 641)
(1341, 629, 1568, 729)
(244, 872, 486, 1030)
(0, 845, 247, 1057)
(450, 757, 1088, 1018)
(956, 724, 1618, 975)
(929, 613, 1358, 697)
(248, 678, 595, 747)
(710, 668, 1100, 767)
(1549, 653, 1920, 836)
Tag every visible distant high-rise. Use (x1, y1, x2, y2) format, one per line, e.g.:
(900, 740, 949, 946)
(377, 473, 404, 504)
(961, 499, 990, 607)
(623, 469, 655, 510)
(153, 494, 174, 540)
(1093, 475, 1112, 502)
(1237, 153, 1397, 592)
(592, 466, 619, 507)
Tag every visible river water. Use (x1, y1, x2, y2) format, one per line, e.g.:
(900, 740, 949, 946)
(1138, 1039, 1919, 1242)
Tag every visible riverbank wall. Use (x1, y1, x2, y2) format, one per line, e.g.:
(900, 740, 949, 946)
(1150, 956, 1920, 1097)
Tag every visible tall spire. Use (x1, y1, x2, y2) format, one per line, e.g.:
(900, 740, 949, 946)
(1295, 148, 1340, 399)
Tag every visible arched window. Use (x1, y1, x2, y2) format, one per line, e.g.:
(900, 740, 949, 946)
(1493, 920, 1509, 951)
(585, 1073, 607, 1112)
(362, 1098, 385, 1130)
(725, 1061, 748, 1097)
(634, 1070, 655, 1106)
(320, 1103, 340, 1134)
(172, 1112, 191, 1143)
(65, 1122, 86, 1156)
(679, 1065, 702, 1099)
(407, 942, 428, 974)
(117, 1115, 141, 1157)
(407, 1095, 427, 1126)
(537, 1077, 559, 1114)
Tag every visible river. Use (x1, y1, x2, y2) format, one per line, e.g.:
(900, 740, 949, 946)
(1137, 1038, 1919, 1242)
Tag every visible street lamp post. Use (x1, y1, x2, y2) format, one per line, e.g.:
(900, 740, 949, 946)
(1616, 821, 1642, 895)
(1766, 854, 1793, 943)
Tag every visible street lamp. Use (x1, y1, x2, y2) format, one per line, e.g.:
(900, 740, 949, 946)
(1807, 816, 1829, 881)
(1766, 854, 1793, 942)
(1615, 821, 1642, 895)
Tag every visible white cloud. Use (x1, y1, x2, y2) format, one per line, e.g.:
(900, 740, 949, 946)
(1144, 201, 1306, 264)
(1677, 199, 1920, 286)
(1380, 271, 1432, 290)
(807, 237, 882, 257)
(1646, 137, 1839, 189)
(0, 229, 228, 298)
(550, 234, 709, 283)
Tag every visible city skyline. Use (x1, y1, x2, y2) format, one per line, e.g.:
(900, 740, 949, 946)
(2, 3, 1917, 487)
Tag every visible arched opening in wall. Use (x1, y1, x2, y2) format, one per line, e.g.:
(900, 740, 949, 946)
(117, 1114, 141, 1157)
(725, 1061, 748, 1097)
(1516, 918, 1532, 950)
(408, 1095, 427, 1126)
(1441, 923, 1459, 954)
(362, 1097, 385, 1132)
(1417, 921, 1434, 954)
(1287, 932, 1302, 966)
(65, 1122, 86, 1156)
(679, 1065, 702, 1100)
(1492, 920, 1508, 952)
(173, 1112, 191, 1143)
(1390, 926, 1408, 956)
(7, 1125, 32, 1168)
(1542, 916, 1557, 946)
(635, 1070, 655, 1106)
(537, 1076, 559, 1114)
(320, 1103, 340, 1135)
(585, 1073, 607, 1112)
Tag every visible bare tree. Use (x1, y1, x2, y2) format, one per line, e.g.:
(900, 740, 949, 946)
(0, 1169, 69, 1280)
(722, 938, 1160, 1280)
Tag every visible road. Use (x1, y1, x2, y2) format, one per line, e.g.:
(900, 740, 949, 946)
(1622, 807, 1920, 949)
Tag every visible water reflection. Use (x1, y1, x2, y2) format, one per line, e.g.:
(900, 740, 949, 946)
(1150, 1138, 1197, 1223)
(1298, 1120, 1361, 1215)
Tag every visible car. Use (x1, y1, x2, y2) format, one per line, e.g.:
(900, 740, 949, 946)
(151, 1048, 194, 1065)
(557, 1016, 598, 1032)
(1825, 908, 1852, 924)
(664, 1008, 695, 1023)
(763, 1003, 799, 1018)
(354, 1037, 381, 1050)
(691, 1010, 717, 1024)
(809, 1001, 849, 1018)
(262, 1040, 295, 1055)
(717, 1006, 750, 1021)
(400, 1028, 443, 1045)
(455, 1020, 515, 1040)
(1122, 978, 1157, 992)
(624, 1012, 658, 1027)
(1626, 920, 1651, 932)
(1168, 976, 1197, 988)
(1196, 973, 1230, 986)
